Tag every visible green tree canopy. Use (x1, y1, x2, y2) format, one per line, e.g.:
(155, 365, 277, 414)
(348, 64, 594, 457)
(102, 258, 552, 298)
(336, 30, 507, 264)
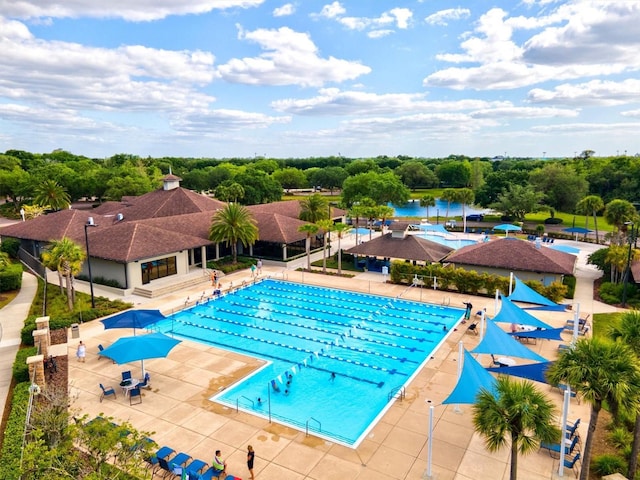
(272, 167, 308, 191)
(209, 203, 259, 263)
(33, 180, 71, 211)
(529, 163, 588, 212)
(490, 184, 546, 222)
(394, 161, 438, 190)
(299, 194, 329, 223)
(341, 171, 409, 207)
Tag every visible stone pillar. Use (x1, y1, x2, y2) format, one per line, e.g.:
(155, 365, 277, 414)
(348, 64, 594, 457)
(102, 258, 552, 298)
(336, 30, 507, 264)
(27, 354, 45, 390)
(35, 316, 51, 345)
(33, 329, 50, 358)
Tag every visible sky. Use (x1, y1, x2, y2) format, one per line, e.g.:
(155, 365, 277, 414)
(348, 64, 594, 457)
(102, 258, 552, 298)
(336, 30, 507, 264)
(1, 0, 639, 160)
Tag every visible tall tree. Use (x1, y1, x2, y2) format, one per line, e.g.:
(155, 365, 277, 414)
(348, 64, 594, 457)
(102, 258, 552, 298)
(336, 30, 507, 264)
(490, 184, 545, 222)
(452, 188, 475, 233)
(576, 195, 605, 244)
(299, 194, 329, 223)
(608, 311, 640, 479)
(33, 179, 71, 211)
(298, 223, 319, 271)
(332, 222, 351, 275)
(41, 238, 86, 310)
(604, 199, 638, 243)
(419, 194, 436, 220)
(547, 338, 640, 480)
(440, 189, 457, 220)
(473, 376, 560, 480)
(209, 203, 259, 264)
(317, 219, 334, 273)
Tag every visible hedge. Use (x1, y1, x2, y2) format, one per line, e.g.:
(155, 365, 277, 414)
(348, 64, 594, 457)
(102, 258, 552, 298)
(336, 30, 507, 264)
(0, 264, 23, 292)
(0, 382, 30, 480)
(13, 347, 37, 383)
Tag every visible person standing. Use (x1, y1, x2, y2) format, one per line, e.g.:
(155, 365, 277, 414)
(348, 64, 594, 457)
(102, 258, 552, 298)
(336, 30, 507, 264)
(256, 259, 262, 275)
(250, 263, 257, 278)
(76, 341, 86, 362)
(247, 445, 255, 480)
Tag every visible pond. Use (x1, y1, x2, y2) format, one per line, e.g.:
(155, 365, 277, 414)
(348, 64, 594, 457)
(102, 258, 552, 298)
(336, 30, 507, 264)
(391, 199, 490, 219)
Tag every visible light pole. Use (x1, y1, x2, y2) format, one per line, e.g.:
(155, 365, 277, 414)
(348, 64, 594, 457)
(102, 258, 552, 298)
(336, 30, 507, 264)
(84, 216, 98, 308)
(622, 221, 636, 307)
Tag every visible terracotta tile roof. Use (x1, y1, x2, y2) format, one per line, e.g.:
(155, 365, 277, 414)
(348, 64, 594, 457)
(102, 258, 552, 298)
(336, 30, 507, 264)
(87, 222, 210, 263)
(247, 200, 345, 220)
(90, 201, 124, 215)
(346, 233, 453, 263)
(0, 209, 95, 244)
(116, 187, 226, 221)
(252, 212, 308, 243)
(444, 238, 576, 275)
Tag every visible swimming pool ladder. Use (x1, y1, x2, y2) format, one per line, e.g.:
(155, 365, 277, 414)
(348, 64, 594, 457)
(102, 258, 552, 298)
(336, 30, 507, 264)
(306, 417, 321, 436)
(388, 386, 406, 401)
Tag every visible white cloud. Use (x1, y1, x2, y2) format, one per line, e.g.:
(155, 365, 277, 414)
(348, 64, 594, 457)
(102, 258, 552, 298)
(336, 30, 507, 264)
(273, 3, 295, 17)
(367, 30, 394, 39)
(216, 26, 371, 87)
(319, 1, 345, 19)
(424, 2, 640, 90)
(171, 109, 291, 133)
(0, 0, 265, 21)
(469, 106, 578, 119)
(318, 4, 412, 32)
(271, 88, 512, 116)
(528, 79, 640, 106)
(424, 8, 470, 26)
(621, 109, 640, 118)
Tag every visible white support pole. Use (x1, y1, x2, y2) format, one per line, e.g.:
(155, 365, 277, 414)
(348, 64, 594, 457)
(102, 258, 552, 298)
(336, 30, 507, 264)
(509, 272, 514, 295)
(558, 388, 570, 477)
(479, 309, 486, 340)
(572, 303, 580, 346)
(494, 289, 499, 316)
(426, 404, 434, 479)
(454, 341, 463, 413)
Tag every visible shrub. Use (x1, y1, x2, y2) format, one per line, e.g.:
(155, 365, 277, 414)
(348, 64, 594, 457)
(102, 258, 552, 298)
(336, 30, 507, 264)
(535, 224, 545, 235)
(207, 256, 254, 274)
(544, 217, 564, 224)
(562, 276, 576, 299)
(608, 426, 633, 451)
(0, 238, 21, 258)
(13, 346, 37, 383)
(0, 263, 23, 292)
(592, 453, 626, 476)
(0, 382, 30, 480)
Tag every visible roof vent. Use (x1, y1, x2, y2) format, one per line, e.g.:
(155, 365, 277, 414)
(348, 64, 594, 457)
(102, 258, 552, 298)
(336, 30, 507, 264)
(115, 213, 124, 222)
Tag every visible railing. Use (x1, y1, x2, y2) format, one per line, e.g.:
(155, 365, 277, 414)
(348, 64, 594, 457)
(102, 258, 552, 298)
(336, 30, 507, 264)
(306, 417, 321, 436)
(388, 386, 406, 401)
(18, 247, 46, 279)
(236, 395, 255, 412)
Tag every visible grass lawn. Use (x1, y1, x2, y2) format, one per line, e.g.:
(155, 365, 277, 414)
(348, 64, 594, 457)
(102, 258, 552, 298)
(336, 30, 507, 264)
(0, 290, 19, 309)
(593, 311, 622, 338)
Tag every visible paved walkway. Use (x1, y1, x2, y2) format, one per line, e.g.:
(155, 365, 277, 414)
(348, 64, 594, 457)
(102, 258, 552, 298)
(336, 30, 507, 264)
(0, 235, 623, 479)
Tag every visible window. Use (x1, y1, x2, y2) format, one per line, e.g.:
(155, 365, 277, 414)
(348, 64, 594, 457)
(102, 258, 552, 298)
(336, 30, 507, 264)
(141, 256, 177, 284)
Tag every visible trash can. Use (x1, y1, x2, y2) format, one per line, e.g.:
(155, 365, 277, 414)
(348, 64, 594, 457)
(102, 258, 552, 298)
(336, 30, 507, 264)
(381, 266, 389, 276)
(71, 323, 80, 339)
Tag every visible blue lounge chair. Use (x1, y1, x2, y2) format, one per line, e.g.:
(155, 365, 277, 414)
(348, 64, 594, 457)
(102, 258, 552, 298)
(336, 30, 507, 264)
(145, 445, 175, 473)
(563, 452, 581, 477)
(187, 467, 224, 480)
(185, 459, 208, 477)
(565, 418, 581, 439)
(99, 383, 116, 402)
(554, 383, 580, 403)
(129, 387, 142, 405)
(541, 435, 579, 458)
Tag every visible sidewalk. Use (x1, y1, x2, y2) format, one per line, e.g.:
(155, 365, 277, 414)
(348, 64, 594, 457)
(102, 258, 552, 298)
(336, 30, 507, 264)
(0, 273, 38, 422)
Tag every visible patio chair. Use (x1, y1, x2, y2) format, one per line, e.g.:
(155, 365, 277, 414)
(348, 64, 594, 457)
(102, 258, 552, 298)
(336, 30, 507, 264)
(187, 467, 223, 480)
(563, 452, 581, 477)
(185, 459, 208, 477)
(99, 383, 117, 402)
(145, 446, 175, 474)
(466, 322, 478, 335)
(138, 372, 151, 390)
(98, 344, 115, 363)
(129, 387, 142, 405)
(553, 384, 579, 404)
(566, 418, 581, 439)
(541, 435, 579, 458)
(121, 370, 132, 382)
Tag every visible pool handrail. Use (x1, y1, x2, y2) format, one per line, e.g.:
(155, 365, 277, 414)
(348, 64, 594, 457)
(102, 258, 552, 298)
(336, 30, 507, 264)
(306, 417, 321, 436)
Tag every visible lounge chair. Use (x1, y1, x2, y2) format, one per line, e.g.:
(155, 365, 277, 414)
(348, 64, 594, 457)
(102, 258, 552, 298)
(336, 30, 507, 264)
(466, 322, 478, 336)
(558, 344, 572, 352)
(541, 435, 579, 458)
(562, 452, 581, 477)
(187, 467, 224, 480)
(185, 459, 208, 477)
(129, 387, 142, 405)
(99, 383, 117, 402)
(565, 418, 581, 439)
(553, 383, 580, 404)
(145, 446, 175, 474)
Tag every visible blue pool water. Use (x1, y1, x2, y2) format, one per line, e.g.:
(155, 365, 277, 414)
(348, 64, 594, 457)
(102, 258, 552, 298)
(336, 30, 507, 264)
(391, 199, 489, 218)
(153, 279, 463, 447)
(420, 234, 477, 249)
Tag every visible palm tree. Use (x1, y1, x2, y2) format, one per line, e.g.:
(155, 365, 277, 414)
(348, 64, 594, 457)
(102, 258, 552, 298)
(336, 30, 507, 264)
(42, 238, 86, 310)
(576, 195, 604, 244)
(316, 219, 334, 273)
(332, 223, 351, 275)
(473, 376, 560, 480)
(33, 179, 71, 211)
(453, 188, 475, 234)
(441, 189, 457, 221)
(608, 311, 640, 479)
(209, 203, 259, 264)
(299, 194, 329, 223)
(376, 205, 394, 234)
(419, 194, 436, 221)
(298, 223, 319, 271)
(604, 199, 638, 244)
(547, 337, 640, 480)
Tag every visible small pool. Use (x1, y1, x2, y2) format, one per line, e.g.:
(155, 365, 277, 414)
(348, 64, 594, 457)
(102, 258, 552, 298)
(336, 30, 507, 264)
(153, 279, 463, 447)
(420, 233, 477, 249)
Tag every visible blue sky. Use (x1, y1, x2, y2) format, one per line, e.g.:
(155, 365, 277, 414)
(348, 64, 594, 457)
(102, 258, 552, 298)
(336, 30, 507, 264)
(1, 1, 639, 159)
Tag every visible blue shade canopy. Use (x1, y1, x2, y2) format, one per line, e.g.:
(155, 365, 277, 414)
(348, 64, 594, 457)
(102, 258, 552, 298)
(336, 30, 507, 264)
(494, 295, 554, 329)
(487, 361, 554, 384)
(443, 350, 497, 405)
(101, 309, 164, 332)
(493, 224, 522, 231)
(508, 327, 565, 341)
(562, 227, 593, 234)
(98, 332, 180, 364)
(507, 277, 568, 312)
(471, 320, 548, 362)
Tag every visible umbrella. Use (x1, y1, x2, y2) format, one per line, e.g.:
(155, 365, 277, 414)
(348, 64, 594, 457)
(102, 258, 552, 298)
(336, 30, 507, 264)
(562, 226, 593, 240)
(101, 309, 165, 334)
(98, 332, 180, 375)
(492, 224, 522, 237)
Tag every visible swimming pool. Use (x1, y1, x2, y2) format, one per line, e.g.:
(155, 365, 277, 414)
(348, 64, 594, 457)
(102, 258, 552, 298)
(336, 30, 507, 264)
(153, 279, 463, 447)
(420, 233, 477, 249)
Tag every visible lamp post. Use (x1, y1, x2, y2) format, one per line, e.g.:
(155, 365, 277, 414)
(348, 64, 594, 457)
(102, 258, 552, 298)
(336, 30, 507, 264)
(622, 221, 636, 307)
(84, 216, 98, 308)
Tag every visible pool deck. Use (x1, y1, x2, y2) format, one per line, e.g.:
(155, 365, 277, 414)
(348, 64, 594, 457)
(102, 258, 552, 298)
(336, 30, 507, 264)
(59, 238, 614, 479)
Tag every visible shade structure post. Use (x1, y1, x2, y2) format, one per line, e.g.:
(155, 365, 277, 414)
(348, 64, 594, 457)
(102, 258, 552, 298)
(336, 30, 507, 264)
(454, 341, 463, 413)
(494, 289, 499, 316)
(559, 388, 570, 477)
(479, 309, 486, 340)
(426, 404, 434, 479)
(509, 272, 514, 296)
